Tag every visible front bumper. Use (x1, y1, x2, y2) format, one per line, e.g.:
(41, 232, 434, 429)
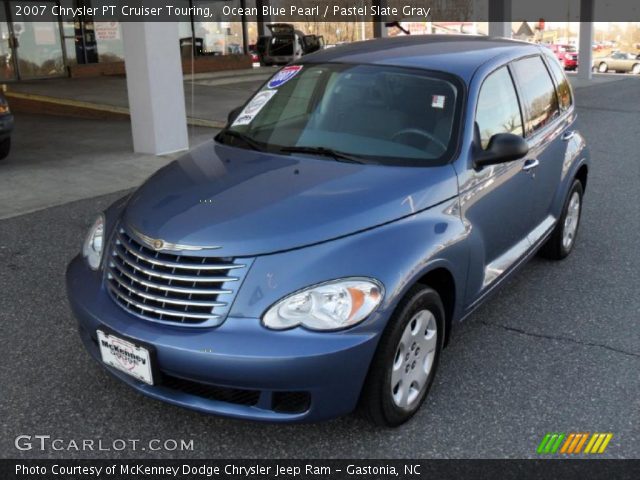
(66, 256, 381, 422)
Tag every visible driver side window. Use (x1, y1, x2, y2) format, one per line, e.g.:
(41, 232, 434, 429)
(476, 67, 524, 150)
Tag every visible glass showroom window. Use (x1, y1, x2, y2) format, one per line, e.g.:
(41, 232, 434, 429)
(93, 22, 124, 63)
(192, 0, 244, 55)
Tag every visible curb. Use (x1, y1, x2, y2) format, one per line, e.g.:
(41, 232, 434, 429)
(4, 91, 225, 128)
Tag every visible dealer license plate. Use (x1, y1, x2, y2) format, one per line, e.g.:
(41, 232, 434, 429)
(97, 330, 154, 385)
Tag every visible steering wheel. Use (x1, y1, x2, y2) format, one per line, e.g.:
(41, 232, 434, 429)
(391, 128, 447, 154)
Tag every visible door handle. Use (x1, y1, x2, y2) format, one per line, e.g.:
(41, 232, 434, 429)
(562, 130, 575, 141)
(522, 159, 539, 172)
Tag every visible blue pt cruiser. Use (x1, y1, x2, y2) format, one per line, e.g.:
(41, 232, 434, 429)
(67, 36, 589, 426)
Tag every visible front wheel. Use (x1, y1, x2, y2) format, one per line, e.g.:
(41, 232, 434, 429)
(540, 179, 584, 260)
(598, 62, 609, 73)
(632, 64, 640, 75)
(360, 285, 444, 427)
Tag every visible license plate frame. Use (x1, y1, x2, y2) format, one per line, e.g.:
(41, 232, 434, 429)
(96, 328, 157, 385)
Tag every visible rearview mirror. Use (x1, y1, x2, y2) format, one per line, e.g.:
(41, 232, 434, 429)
(474, 133, 529, 169)
(227, 106, 243, 125)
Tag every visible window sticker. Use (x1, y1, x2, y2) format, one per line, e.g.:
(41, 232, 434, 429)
(431, 95, 446, 109)
(267, 65, 303, 88)
(232, 90, 278, 126)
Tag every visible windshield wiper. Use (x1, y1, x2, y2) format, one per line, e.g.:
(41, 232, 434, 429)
(216, 130, 265, 151)
(279, 146, 365, 164)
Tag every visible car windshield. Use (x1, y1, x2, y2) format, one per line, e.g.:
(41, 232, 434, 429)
(219, 63, 461, 166)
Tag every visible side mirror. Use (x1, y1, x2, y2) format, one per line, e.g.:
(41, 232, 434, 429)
(474, 133, 529, 169)
(227, 106, 243, 125)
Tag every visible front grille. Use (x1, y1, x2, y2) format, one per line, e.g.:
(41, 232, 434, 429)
(106, 228, 248, 327)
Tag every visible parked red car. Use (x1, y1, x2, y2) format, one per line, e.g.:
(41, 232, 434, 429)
(547, 44, 579, 70)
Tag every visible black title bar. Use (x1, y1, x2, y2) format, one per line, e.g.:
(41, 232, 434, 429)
(3, 459, 640, 480)
(7, 0, 640, 22)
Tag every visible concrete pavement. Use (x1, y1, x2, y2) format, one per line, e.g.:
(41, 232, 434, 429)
(0, 114, 214, 220)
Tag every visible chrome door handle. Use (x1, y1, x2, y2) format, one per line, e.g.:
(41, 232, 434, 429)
(562, 130, 575, 141)
(522, 159, 539, 171)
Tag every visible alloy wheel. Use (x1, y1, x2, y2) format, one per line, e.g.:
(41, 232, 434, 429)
(390, 309, 438, 409)
(562, 191, 581, 250)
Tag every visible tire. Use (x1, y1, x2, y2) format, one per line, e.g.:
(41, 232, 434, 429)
(598, 62, 608, 73)
(632, 64, 640, 75)
(0, 137, 10, 160)
(360, 285, 444, 427)
(539, 179, 584, 260)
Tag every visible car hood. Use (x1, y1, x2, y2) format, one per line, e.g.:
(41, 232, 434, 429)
(122, 141, 458, 257)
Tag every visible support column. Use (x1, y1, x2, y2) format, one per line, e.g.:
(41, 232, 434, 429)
(122, 22, 188, 155)
(372, 0, 388, 38)
(256, 0, 271, 37)
(240, 0, 249, 53)
(578, 0, 594, 80)
(488, 0, 511, 38)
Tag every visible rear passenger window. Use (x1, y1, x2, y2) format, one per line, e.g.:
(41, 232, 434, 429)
(546, 57, 573, 111)
(475, 67, 523, 150)
(511, 56, 560, 135)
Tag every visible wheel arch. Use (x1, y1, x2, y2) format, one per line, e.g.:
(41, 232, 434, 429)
(414, 267, 456, 348)
(575, 163, 588, 192)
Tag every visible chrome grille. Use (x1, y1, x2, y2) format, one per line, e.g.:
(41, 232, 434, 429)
(106, 228, 248, 327)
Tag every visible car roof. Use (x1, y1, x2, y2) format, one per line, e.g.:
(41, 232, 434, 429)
(302, 35, 542, 82)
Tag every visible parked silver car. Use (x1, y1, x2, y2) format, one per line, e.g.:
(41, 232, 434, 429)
(592, 51, 640, 74)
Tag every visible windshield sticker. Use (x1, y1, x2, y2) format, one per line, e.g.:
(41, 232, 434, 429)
(267, 65, 303, 88)
(232, 90, 278, 126)
(431, 95, 446, 109)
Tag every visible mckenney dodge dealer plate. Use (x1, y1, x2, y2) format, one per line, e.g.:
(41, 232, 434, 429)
(97, 330, 154, 385)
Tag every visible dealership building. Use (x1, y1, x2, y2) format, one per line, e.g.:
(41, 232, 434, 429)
(0, 0, 599, 155)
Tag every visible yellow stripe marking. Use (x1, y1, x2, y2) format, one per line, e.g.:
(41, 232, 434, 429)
(597, 433, 613, 454)
(574, 433, 589, 453)
(4, 91, 224, 128)
(584, 433, 599, 453)
(591, 433, 607, 453)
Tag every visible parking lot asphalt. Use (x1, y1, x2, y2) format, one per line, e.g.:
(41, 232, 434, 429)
(1, 77, 639, 459)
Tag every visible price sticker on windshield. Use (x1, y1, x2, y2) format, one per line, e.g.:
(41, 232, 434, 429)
(232, 90, 278, 126)
(268, 65, 303, 88)
(431, 95, 446, 109)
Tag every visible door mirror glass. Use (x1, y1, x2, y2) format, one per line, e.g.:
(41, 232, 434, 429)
(474, 133, 529, 168)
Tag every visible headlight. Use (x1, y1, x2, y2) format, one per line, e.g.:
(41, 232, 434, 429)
(263, 278, 384, 331)
(82, 214, 105, 270)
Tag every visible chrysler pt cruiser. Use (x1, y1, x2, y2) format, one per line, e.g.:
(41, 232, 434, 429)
(67, 36, 589, 426)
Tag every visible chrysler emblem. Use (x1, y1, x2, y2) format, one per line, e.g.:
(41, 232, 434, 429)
(127, 226, 221, 252)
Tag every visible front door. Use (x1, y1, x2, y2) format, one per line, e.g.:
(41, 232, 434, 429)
(1, 0, 66, 80)
(460, 65, 535, 305)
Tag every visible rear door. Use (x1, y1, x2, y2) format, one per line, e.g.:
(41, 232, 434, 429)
(510, 54, 567, 244)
